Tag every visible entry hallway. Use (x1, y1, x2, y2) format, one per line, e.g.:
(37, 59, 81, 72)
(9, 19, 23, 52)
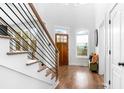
(56, 66, 104, 89)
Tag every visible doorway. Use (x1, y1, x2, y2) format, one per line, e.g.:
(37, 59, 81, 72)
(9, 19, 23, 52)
(55, 34, 68, 66)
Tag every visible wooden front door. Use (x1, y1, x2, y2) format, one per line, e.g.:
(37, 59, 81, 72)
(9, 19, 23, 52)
(55, 34, 68, 66)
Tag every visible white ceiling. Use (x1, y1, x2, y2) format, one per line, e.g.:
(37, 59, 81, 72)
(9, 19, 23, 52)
(0, 3, 96, 32)
(34, 3, 96, 31)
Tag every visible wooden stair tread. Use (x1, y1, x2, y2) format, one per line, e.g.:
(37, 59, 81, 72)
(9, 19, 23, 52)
(37, 65, 47, 72)
(0, 35, 14, 39)
(7, 51, 31, 55)
(45, 68, 55, 77)
(51, 73, 56, 80)
(48, 68, 56, 73)
(45, 70, 52, 77)
(46, 68, 57, 80)
(26, 60, 40, 65)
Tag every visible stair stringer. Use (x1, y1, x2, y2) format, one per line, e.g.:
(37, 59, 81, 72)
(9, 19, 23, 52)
(0, 37, 58, 88)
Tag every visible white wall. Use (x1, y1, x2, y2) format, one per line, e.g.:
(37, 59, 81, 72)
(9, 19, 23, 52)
(95, 4, 115, 28)
(70, 4, 95, 66)
(94, 3, 115, 88)
(98, 21, 105, 75)
(0, 65, 52, 89)
(0, 38, 56, 88)
(34, 3, 95, 66)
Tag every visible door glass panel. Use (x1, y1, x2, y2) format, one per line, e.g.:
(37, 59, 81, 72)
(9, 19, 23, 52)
(64, 36, 67, 40)
(64, 39, 67, 43)
(61, 36, 63, 42)
(57, 35, 60, 42)
(63, 36, 67, 43)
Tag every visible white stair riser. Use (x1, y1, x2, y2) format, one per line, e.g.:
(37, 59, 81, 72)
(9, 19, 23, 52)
(0, 38, 56, 87)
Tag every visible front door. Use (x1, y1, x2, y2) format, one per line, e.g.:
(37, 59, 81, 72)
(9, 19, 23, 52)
(55, 34, 68, 66)
(110, 4, 124, 89)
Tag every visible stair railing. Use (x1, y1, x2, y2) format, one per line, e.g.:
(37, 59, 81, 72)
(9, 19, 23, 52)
(0, 3, 59, 80)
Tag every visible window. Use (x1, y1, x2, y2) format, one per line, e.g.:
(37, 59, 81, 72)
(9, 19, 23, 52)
(57, 35, 67, 43)
(76, 31, 88, 57)
(55, 26, 69, 34)
(55, 28, 67, 34)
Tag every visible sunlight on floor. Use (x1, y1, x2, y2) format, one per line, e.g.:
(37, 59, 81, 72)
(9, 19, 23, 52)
(75, 72, 89, 87)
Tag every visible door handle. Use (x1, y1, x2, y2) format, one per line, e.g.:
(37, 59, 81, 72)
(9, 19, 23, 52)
(118, 62, 124, 66)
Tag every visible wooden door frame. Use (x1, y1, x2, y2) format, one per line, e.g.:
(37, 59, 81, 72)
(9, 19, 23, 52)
(55, 33, 69, 66)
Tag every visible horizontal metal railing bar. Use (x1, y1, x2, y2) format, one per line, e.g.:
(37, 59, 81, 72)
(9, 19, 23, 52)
(0, 17, 56, 73)
(0, 22, 32, 55)
(28, 3, 58, 53)
(0, 23, 32, 57)
(9, 38, 41, 62)
(9, 42, 56, 74)
(5, 4, 56, 66)
(10, 41, 56, 74)
(0, 27, 56, 74)
(10, 42, 16, 51)
(23, 3, 57, 55)
(2, 9, 54, 67)
(12, 3, 56, 63)
(23, 3, 56, 56)
(0, 3, 59, 77)
(28, 3, 59, 79)
(14, 4, 56, 62)
(18, 3, 57, 60)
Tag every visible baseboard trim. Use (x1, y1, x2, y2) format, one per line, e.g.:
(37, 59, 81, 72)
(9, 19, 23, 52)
(69, 64, 89, 67)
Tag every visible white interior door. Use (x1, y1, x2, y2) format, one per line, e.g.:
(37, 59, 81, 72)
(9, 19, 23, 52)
(110, 4, 124, 89)
(119, 5, 124, 89)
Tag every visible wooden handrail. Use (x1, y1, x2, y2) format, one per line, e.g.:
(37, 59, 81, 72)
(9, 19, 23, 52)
(28, 3, 58, 52)
(28, 3, 59, 80)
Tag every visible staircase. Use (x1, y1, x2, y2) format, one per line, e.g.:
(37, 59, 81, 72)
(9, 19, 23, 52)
(0, 3, 59, 89)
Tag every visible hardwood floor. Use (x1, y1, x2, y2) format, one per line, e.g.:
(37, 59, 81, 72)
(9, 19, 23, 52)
(56, 66, 104, 89)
